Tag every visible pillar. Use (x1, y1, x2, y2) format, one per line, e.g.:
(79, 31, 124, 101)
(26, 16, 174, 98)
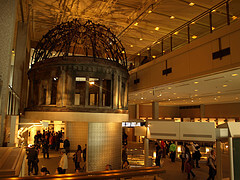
(123, 80, 128, 109)
(13, 22, 28, 113)
(99, 79, 103, 107)
(112, 72, 118, 109)
(216, 139, 223, 180)
(46, 78, 52, 105)
(229, 137, 234, 180)
(85, 77, 89, 106)
(56, 71, 64, 107)
(0, 0, 17, 146)
(152, 101, 159, 120)
(200, 104, 205, 119)
(9, 115, 19, 147)
(136, 104, 140, 119)
(118, 75, 122, 108)
(38, 80, 43, 105)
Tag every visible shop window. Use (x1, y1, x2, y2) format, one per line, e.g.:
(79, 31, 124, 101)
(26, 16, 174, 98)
(75, 77, 86, 105)
(102, 79, 111, 106)
(89, 78, 99, 106)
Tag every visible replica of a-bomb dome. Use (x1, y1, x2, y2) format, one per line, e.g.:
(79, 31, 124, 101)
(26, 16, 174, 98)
(27, 19, 129, 111)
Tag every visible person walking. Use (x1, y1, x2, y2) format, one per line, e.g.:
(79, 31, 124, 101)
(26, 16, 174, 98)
(59, 149, 68, 174)
(27, 145, 39, 175)
(185, 145, 196, 179)
(155, 142, 162, 166)
(83, 144, 87, 170)
(180, 144, 188, 173)
(42, 135, 49, 159)
(192, 142, 201, 168)
(74, 145, 82, 171)
(207, 149, 216, 180)
(63, 137, 70, 154)
(169, 141, 176, 162)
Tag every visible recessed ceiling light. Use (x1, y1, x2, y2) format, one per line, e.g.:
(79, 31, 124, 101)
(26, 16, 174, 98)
(232, 73, 238, 77)
(134, 22, 138, 26)
(217, 96, 221, 98)
(159, 93, 162, 96)
(177, 97, 180, 99)
(214, 97, 217, 100)
(137, 53, 140, 56)
(141, 97, 144, 99)
(148, 10, 152, 13)
(194, 89, 198, 92)
(191, 21, 195, 24)
(168, 98, 171, 101)
(212, 27, 215, 30)
(236, 97, 239, 100)
(174, 31, 179, 35)
(212, 9, 216, 12)
(152, 56, 156, 58)
(173, 93, 176, 95)
(139, 38, 143, 41)
(155, 27, 159, 31)
(195, 94, 198, 96)
(157, 42, 161, 44)
(192, 35, 197, 39)
(191, 100, 194, 102)
(168, 87, 172, 90)
(147, 47, 150, 50)
(194, 81, 199, 84)
(130, 45, 133, 47)
(170, 16, 175, 19)
(217, 91, 221, 94)
(232, 16, 237, 20)
(189, 2, 195, 6)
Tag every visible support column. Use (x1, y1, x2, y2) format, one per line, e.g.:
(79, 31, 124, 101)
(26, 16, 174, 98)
(0, 0, 17, 146)
(113, 73, 118, 109)
(152, 101, 159, 120)
(135, 104, 140, 119)
(46, 79, 52, 105)
(99, 79, 103, 107)
(229, 137, 234, 180)
(118, 75, 122, 109)
(216, 139, 223, 180)
(200, 104, 205, 119)
(38, 80, 43, 105)
(85, 77, 89, 106)
(123, 80, 128, 109)
(9, 115, 19, 147)
(56, 72, 63, 107)
(144, 138, 150, 167)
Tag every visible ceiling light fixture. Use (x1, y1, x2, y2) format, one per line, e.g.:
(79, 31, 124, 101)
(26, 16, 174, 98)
(168, 87, 172, 90)
(212, 9, 216, 12)
(170, 16, 175, 19)
(137, 53, 140, 56)
(223, 84, 228, 87)
(134, 22, 138, 26)
(232, 16, 237, 20)
(232, 73, 238, 77)
(191, 21, 195, 24)
(194, 89, 198, 92)
(141, 97, 144, 99)
(212, 27, 215, 30)
(155, 27, 159, 31)
(147, 47, 150, 50)
(152, 55, 156, 58)
(122, 50, 125, 53)
(189, 2, 195, 6)
(130, 45, 133, 47)
(174, 31, 179, 35)
(192, 35, 197, 39)
(139, 38, 143, 41)
(194, 81, 199, 84)
(217, 91, 221, 94)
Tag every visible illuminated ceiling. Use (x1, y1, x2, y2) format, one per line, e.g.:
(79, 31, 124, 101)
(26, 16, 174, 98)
(21, 0, 240, 59)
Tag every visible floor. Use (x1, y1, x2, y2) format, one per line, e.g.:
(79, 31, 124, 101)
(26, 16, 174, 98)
(24, 141, 230, 180)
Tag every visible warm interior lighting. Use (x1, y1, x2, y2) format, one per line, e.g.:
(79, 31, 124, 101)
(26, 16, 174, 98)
(152, 55, 156, 58)
(157, 42, 161, 44)
(174, 31, 179, 35)
(134, 22, 138, 26)
(232, 73, 238, 77)
(155, 27, 159, 31)
(147, 48, 150, 50)
(194, 81, 199, 84)
(223, 84, 228, 87)
(192, 35, 197, 39)
(122, 50, 125, 53)
(130, 45, 133, 47)
(195, 94, 198, 96)
(163, 50, 165, 53)
(212, 27, 215, 30)
(206, 147, 210, 153)
(189, 2, 195, 6)
(148, 10, 152, 13)
(141, 97, 144, 99)
(168, 87, 172, 90)
(191, 21, 195, 24)
(217, 91, 221, 94)
(170, 16, 175, 19)
(232, 16, 237, 20)
(194, 89, 198, 92)
(137, 53, 140, 56)
(139, 38, 143, 41)
(89, 81, 95, 85)
(212, 9, 216, 12)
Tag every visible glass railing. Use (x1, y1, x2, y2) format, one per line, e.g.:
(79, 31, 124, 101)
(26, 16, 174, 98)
(128, 0, 239, 70)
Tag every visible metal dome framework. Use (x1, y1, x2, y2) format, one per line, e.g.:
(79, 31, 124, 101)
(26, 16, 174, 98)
(31, 19, 127, 67)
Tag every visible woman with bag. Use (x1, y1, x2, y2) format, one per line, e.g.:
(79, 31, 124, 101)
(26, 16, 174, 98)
(74, 145, 82, 172)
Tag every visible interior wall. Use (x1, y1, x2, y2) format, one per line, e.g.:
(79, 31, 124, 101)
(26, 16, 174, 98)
(205, 103, 240, 117)
(128, 104, 136, 120)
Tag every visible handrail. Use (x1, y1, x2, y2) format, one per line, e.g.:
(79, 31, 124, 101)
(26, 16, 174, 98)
(6, 167, 165, 180)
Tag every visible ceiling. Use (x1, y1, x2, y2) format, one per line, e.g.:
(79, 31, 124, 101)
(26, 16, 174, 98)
(21, 0, 240, 60)
(128, 68, 240, 106)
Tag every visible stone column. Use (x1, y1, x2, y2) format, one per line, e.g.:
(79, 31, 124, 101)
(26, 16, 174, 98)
(113, 72, 118, 109)
(46, 78, 52, 105)
(99, 79, 103, 107)
(118, 75, 122, 109)
(123, 80, 128, 109)
(66, 70, 73, 106)
(56, 72, 63, 107)
(85, 77, 89, 106)
(152, 101, 159, 120)
(136, 104, 140, 119)
(200, 104, 205, 120)
(0, 0, 17, 146)
(9, 115, 19, 147)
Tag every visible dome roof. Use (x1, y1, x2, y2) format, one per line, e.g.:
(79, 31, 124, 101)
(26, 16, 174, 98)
(31, 19, 127, 67)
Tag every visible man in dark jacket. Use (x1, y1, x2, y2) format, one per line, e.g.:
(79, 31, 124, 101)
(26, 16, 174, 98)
(42, 135, 49, 159)
(27, 145, 39, 175)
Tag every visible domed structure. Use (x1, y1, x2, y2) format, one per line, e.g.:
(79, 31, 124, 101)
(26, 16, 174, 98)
(26, 20, 129, 171)
(31, 19, 127, 67)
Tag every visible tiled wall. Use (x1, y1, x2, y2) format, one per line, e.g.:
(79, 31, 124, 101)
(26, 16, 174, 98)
(66, 122, 88, 151)
(88, 122, 122, 171)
